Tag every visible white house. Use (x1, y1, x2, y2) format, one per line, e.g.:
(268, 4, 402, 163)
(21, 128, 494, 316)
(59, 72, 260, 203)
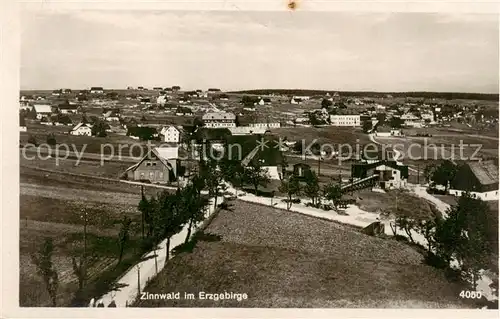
(161, 125, 181, 143)
(202, 112, 236, 128)
(70, 122, 92, 136)
(58, 104, 79, 114)
(228, 127, 267, 136)
(330, 115, 361, 127)
(33, 104, 53, 120)
(157, 95, 167, 106)
(90, 87, 104, 94)
(249, 122, 281, 129)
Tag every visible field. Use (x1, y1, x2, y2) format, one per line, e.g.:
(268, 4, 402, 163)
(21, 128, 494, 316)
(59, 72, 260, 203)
(19, 161, 169, 307)
(354, 189, 441, 220)
(135, 201, 470, 308)
(272, 126, 371, 146)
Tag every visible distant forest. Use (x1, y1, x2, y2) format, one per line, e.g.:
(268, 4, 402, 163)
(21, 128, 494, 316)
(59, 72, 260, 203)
(229, 89, 499, 101)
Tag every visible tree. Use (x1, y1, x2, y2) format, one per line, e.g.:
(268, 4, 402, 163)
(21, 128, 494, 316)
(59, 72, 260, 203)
(27, 135, 37, 146)
(56, 114, 72, 125)
(303, 170, 320, 206)
(180, 185, 209, 243)
(46, 133, 57, 146)
(91, 120, 109, 137)
(279, 175, 301, 210)
(376, 113, 386, 125)
(20, 113, 26, 127)
(432, 160, 457, 191)
(117, 216, 132, 264)
(389, 117, 404, 128)
(138, 188, 153, 239)
(243, 163, 271, 194)
(434, 193, 492, 288)
(293, 141, 303, 154)
(321, 99, 333, 108)
(72, 256, 86, 292)
(192, 117, 204, 128)
(219, 159, 244, 196)
(204, 159, 224, 210)
(362, 120, 373, 133)
(156, 191, 186, 261)
(323, 182, 342, 209)
(27, 107, 37, 119)
(31, 238, 59, 306)
(395, 216, 417, 243)
(423, 164, 436, 184)
(308, 113, 324, 126)
(415, 218, 437, 252)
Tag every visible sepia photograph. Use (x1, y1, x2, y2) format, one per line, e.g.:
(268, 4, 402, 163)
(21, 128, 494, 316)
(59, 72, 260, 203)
(5, 0, 500, 315)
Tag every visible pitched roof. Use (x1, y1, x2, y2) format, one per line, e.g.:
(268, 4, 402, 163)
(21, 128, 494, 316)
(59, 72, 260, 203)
(468, 161, 499, 186)
(71, 122, 92, 131)
(230, 135, 284, 167)
(59, 104, 79, 110)
(33, 104, 52, 113)
(125, 147, 178, 173)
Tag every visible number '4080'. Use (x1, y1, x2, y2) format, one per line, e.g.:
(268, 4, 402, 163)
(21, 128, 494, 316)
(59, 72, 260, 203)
(459, 290, 482, 299)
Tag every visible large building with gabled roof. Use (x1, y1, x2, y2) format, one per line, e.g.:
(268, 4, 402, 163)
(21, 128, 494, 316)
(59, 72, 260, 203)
(449, 160, 499, 200)
(125, 147, 179, 183)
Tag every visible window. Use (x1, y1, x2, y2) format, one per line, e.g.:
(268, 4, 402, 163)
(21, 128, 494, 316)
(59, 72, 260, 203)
(159, 172, 163, 178)
(152, 162, 157, 166)
(146, 162, 151, 166)
(149, 172, 154, 179)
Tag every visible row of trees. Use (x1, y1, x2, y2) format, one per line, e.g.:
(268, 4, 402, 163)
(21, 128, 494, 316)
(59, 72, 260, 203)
(391, 193, 493, 289)
(279, 171, 342, 210)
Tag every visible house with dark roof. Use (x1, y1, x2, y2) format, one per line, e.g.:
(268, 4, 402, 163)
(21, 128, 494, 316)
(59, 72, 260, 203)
(351, 160, 409, 190)
(231, 135, 285, 180)
(125, 147, 179, 183)
(70, 122, 92, 136)
(449, 161, 499, 200)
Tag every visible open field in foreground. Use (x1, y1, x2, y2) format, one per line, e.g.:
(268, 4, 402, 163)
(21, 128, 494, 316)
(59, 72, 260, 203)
(135, 201, 470, 308)
(19, 165, 171, 306)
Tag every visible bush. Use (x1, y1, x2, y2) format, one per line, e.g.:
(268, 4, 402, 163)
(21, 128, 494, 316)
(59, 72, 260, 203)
(393, 234, 408, 242)
(424, 252, 448, 269)
(426, 187, 447, 195)
(46, 134, 57, 146)
(27, 135, 37, 146)
(444, 267, 463, 283)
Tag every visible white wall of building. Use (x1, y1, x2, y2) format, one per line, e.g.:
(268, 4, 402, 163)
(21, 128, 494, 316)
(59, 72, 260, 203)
(249, 122, 281, 128)
(448, 189, 499, 201)
(163, 126, 180, 143)
(263, 166, 282, 180)
(71, 127, 92, 136)
(330, 115, 361, 127)
(204, 122, 236, 128)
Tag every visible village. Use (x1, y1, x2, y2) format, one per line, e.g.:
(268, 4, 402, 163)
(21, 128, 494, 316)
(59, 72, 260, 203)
(19, 86, 499, 308)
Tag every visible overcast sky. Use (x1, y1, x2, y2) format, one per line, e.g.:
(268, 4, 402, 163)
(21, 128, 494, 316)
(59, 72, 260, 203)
(21, 10, 499, 93)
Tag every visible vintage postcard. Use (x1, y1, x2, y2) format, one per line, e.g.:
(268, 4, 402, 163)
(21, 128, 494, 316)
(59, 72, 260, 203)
(1, 0, 499, 318)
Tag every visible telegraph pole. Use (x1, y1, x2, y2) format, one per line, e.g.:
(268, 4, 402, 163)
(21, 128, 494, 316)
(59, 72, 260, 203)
(317, 156, 321, 176)
(417, 164, 420, 185)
